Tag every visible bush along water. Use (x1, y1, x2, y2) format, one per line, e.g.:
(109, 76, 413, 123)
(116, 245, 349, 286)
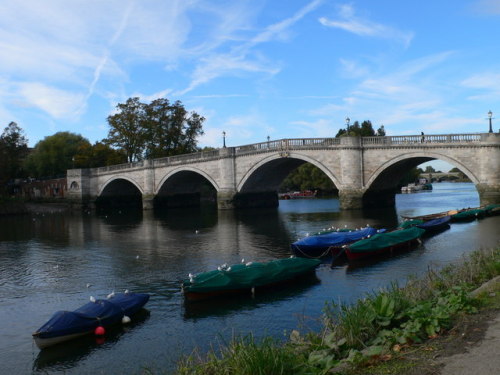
(174, 247, 500, 375)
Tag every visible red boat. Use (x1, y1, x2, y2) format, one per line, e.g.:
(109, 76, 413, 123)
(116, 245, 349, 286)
(279, 190, 317, 200)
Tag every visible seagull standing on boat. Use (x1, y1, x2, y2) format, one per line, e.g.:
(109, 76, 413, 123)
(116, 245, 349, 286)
(106, 291, 115, 299)
(90, 296, 96, 303)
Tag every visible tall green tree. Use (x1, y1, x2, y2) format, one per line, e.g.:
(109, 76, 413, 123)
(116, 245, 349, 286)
(105, 97, 205, 162)
(0, 122, 29, 194)
(143, 98, 205, 159)
(24, 132, 90, 178)
(106, 97, 146, 163)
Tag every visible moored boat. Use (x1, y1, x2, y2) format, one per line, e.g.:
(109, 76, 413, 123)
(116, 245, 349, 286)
(279, 190, 317, 199)
(484, 204, 500, 216)
(291, 227, 386, 259)
(451, 207, 487, 222)
(344, 227, 425, 261)
(182, 257, 321, 301)
(33, 292, 150, 349)
(401, 209, 460, 221)
(416, 215, 451, 232)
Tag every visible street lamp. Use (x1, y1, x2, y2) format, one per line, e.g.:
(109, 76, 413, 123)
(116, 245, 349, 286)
(222, 131, 226, 148)
(487, 110, 494, 133)
(345, 117, 350, 134)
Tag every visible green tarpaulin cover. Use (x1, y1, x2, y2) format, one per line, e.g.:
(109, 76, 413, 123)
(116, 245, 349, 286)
(182, 257, 321, 294)
(398, 219, 424, 229)
(348, 227, 425, 254)
(451, 208, 486, 221)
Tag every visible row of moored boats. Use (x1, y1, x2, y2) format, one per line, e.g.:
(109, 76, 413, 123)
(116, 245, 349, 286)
(32, 204, 499, 350)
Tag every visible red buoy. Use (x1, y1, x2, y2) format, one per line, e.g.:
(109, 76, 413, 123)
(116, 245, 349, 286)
(94, 326, 106, 336)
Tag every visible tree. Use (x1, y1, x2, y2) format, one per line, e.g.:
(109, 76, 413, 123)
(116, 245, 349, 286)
(106, 97, 146, 163)
(73, 141, 127, 168)
(0, 122, 29, 194)
(105, 97, 205, 162)
(143, 98, 205, 158)
(24, 132, 90, 178)
(335, 120, 381, 137)
(424, 165, 436, 173)
(280, 164, 335, 193)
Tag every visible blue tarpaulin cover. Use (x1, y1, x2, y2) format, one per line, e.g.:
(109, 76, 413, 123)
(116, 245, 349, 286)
(291, 227, 386, 257)
(34, 293, 149, 339)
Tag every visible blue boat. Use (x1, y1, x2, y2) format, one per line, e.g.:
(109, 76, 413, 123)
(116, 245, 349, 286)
(33, 292, 149, 349)
(291, 227, 386, 258)
(416, 215, 451, 233)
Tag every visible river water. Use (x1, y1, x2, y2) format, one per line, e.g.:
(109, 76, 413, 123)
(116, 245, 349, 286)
(0, 182, 498, 374)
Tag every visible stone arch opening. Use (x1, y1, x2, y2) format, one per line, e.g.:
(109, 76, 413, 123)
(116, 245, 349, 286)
(235, 154, 341, 208)
(96, 177, 143, 209)
(364, 153, 480, 208)
(155, 169, 218, 209)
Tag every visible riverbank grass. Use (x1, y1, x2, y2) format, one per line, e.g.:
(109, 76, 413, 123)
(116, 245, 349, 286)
(173, 247, 499, 375)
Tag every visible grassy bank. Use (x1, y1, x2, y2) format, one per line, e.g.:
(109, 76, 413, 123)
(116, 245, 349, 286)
(165, 247, 500, 375)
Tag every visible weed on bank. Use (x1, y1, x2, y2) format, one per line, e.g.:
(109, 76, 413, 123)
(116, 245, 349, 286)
(173, 247, 500, 375)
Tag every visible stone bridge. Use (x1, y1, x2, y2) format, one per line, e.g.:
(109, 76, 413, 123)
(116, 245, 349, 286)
(67, 133, 500, 210)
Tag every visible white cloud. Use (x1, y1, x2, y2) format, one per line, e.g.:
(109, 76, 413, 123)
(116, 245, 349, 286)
(319, 3, 413, 47)
(16, 83, 86, 119)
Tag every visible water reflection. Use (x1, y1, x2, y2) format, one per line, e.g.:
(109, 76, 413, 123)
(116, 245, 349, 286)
(183, 274, 320, 320)
(33, 309, 150, 372)
(0, 183, 498, 375)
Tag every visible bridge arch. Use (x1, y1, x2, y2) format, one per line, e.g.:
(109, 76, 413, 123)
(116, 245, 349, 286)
(365, 151, 480, 190)
(237, 152, 342, 193)
(98, 176, 144, 196)
(155, 166, 220, 194)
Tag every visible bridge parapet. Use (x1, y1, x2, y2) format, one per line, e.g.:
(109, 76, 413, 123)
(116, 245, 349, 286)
(362, 133, 484, 145)
(153, 149, 221, 167)
(234, 138, 341, 155)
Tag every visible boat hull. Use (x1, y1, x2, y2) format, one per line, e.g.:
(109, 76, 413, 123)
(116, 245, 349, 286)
(345, 238, 421, 261)
(182, 258, 321, 301)
(33, 292, 149, 349)
(345, 227, 425, 261)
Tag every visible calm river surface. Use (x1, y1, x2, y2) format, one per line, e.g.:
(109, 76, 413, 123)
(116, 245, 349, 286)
(1, 182, 499, 374)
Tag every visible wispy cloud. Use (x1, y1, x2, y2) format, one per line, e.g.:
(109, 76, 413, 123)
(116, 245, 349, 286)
(17, 83, 86, 119)
(472, 0, 500, 14)
(180, 0, 323, 94)
(319, 3, 413, 47)
(461, 72, 500, 100)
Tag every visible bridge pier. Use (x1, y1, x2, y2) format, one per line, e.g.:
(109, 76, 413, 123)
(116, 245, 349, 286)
(477, 183, 500, 206)
(142, 194, 154, 210)
(217, 190, 236, 210)
(339, 189, 363, 210)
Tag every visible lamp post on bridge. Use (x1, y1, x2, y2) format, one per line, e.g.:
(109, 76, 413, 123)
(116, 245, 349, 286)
(487, 110, 494, 133)
(222, 131, 226, 148)
(345, 117, 350, 135)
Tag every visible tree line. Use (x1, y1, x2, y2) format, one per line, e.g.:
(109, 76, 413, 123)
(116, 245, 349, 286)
(0, 97, 205, 196)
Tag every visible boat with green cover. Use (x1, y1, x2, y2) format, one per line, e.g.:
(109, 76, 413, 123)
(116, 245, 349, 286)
(450, 208, 487, 221)
(182, 257, 321, 301)
(344, 227, 425, 261)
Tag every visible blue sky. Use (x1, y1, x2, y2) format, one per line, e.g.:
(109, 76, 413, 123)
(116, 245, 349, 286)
(1, 0, 499, 172)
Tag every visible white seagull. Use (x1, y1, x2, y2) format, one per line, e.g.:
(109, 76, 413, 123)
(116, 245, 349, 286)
(90, 296, 96, 303)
